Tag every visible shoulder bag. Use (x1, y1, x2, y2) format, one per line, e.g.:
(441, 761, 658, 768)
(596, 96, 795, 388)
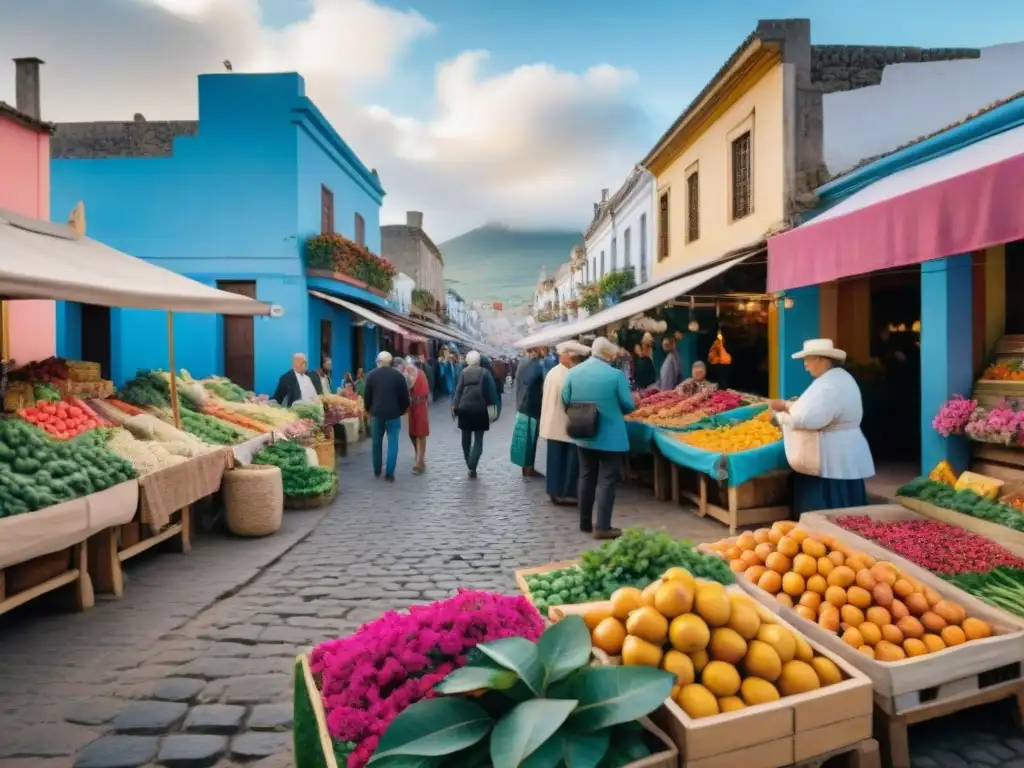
(565, 402, 599, 439)
(783, 421, 858, 476)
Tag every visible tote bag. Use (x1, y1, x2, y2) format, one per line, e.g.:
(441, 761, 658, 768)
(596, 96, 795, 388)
(782, 427, 822, 477)
(510, 412, 536, 468)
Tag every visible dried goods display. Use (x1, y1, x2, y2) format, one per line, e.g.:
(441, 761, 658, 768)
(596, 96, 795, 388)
(674, 409, 781, 453)
(705, 522, 994, 659)
(626, 388, 747, 427)
(585, 571, 845, 718)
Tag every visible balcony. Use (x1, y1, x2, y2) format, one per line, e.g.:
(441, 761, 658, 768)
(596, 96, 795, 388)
(304, 233, 397, 301)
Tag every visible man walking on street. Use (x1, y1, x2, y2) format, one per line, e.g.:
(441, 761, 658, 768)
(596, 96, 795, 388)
(363, 351, 411, 481)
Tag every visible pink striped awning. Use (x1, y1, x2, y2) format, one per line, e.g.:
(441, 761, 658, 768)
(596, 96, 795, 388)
(768, 124, 1024, 293)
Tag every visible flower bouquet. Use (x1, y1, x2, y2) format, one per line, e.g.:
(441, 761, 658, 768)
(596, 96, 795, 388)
(293, 590, 545, 768)
(932, 395, 977, 437)
(964, 400, 1024, 445)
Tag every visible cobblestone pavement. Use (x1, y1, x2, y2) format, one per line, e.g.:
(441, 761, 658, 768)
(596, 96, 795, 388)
(0, 398, 1022, 768)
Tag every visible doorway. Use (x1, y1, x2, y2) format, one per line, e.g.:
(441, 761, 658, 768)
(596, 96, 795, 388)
(218, 280, 256, 390)
(80, 303, 112, 380)
(351, 323, 364, 375)
(320, 319, 332, 368)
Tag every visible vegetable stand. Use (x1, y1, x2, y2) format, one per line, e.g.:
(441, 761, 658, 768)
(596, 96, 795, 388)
(651, 407, 790, 534)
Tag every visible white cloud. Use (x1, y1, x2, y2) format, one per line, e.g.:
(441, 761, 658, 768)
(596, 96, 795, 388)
(0, 0, 650, 240)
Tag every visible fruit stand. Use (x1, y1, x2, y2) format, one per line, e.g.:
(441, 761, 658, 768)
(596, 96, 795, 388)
(650, 405, 790, 534)
(700, 520, 1024, 768)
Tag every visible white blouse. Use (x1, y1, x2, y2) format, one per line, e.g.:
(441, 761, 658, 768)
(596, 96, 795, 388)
(776, 367, 876, 480)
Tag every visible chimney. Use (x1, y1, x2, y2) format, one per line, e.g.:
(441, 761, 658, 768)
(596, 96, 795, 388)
(406, 211, 423, 228)
(13, 57, 43, 120)
(601, 188, 609, 203)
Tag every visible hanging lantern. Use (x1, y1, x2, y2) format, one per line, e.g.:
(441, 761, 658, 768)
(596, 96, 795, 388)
(912, 320, 921, 333)
(783, 297, 795, 309)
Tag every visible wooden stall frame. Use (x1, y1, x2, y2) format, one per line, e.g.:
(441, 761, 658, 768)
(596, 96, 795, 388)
(0, 540, 93, 617)
(88, 508, 190, 597)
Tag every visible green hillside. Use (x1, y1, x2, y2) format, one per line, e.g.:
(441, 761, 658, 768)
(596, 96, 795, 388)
(441, 224, 583, 305)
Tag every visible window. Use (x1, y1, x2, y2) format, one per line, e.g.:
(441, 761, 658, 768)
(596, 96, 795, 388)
(639, 214, 648, 283)
(623, 228, 632, 268)
(657, 191, 669, 262)
(600, 251, 605, 277)
(320, 185, 334, 233)
(611, 238, 617, 272)
(354, 213, 365, 246)
(585, 259, 590, 283)
(731, 131, 752, 220)
(686, 170, 700, 242)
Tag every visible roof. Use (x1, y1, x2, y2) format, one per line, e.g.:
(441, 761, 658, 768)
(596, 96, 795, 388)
(828, 90, 1024, 182)
(0, 102, 54, 134)
(584, 165, 648, 240)
(380, 224, 444, 265)
(0, 207, 270, 314)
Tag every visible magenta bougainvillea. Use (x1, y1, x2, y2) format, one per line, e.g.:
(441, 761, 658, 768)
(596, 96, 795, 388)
(310, 589, 544, 768)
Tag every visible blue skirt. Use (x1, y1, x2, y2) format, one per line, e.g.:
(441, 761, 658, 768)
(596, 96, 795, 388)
(546, 440, 579, 502)
(792, 473, 868, 516)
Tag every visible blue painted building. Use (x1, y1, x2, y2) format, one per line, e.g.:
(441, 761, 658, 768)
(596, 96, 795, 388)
(770, 95, 1024, 474)
(50, 72, 386, 394)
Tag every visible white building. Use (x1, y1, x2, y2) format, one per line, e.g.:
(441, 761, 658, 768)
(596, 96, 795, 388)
(389, 272, 415, 315)
(583, 165, 655, 289)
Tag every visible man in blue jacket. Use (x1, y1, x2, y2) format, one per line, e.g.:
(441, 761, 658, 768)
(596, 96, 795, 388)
(561, 337, 635, 539)
(363, 351, 411, 482)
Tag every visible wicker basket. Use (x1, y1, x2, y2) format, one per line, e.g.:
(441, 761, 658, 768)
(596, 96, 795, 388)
(314, 438, 335, 468)
(285, 482, 337, 510)
(67, 361, 102, 382)
(222, 464, 284, 537)
(70, 380, 115, 399)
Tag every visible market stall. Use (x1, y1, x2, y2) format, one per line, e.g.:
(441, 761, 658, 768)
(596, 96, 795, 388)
(700, 519, 1024, 768)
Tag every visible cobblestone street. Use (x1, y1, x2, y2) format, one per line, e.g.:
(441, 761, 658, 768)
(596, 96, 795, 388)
(0, 400, 1022, 768)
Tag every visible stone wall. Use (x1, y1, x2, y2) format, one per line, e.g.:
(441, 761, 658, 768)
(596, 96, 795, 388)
(51, 117, 198, 158)
(810, 46, 980, 94)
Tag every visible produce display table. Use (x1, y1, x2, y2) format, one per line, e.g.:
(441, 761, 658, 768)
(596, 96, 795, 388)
(0, 481, 138, 617)
(651, 408, 790, 534)
(898, 496, 1024, 560)
(89, 448, 233, 597)
(725, 516, 1024, 768)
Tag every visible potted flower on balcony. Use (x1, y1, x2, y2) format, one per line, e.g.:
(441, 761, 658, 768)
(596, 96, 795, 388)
(304, 233, 397, 296)
(412, 287, 435, 315)
(598, 270, 637, 307)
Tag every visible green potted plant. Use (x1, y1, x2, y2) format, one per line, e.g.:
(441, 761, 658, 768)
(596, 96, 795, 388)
(366, 616, 677, 767)
(598, 271, 637, 306)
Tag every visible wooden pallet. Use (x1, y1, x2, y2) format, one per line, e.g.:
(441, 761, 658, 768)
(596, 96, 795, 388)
(88, 507, 191, 597)
(795, 738, 880, 768)
(0, 541, 93, 617)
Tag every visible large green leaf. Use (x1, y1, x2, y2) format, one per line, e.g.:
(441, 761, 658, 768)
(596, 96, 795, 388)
(367, 756, 444, 768)
(519, 737, 564, 768)
(435, 663, 519, 694)
(562, 667, 674, 733)
(477, 637, 544, 695)
(537, 616, 592, 688)
(490, 699, 578, 768)
(563, 730, 610, 768)
(369, 698, 492, 762)
(600, 725, 651, 767)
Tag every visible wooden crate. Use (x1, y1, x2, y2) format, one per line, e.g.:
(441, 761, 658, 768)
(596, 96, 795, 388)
(897, 496, 1024, 560)
(663, 458, 790, 535)
(0, 540, 93, 617)
(513, 560, 579, 605)
(971, 443, 1024, 485)
(730, 519, 1024, 768)
(563, 590, 873, 768)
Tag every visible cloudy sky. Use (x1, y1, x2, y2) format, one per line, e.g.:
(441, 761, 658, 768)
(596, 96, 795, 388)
(0, 0, 1020, 240)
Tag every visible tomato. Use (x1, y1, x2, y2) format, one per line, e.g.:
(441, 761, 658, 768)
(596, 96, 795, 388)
(68, 406, 83, 418)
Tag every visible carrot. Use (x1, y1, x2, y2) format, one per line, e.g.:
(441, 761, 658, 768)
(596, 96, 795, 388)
(202, 404, 273, 433)
(107, 398, 145, 417)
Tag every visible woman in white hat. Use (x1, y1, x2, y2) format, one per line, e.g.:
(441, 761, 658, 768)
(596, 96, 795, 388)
(539, 340, 591, 504)
(769, 339, 875, 514)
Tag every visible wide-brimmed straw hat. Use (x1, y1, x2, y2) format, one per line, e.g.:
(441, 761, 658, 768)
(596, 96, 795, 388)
(792, 338, 847, 363)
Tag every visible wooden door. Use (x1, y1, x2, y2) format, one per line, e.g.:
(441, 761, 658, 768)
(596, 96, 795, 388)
(80, 303, 112, 380)
(320, 319, 332, 366)
(218, 280, 256, 390)
(351, 324, 364, 374)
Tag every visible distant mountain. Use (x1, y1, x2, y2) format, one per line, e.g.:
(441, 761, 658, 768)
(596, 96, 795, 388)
(440, 224, 583, 305)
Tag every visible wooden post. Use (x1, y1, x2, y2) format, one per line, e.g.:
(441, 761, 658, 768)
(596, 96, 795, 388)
(166, 312, 192, 553)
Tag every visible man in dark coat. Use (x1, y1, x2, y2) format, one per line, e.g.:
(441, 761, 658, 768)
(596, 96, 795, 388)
(272, 353, 323, 406)
(363, 351, 411, 481)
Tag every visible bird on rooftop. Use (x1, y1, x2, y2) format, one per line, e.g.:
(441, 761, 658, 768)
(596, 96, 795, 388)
(223, 59, 233, 72)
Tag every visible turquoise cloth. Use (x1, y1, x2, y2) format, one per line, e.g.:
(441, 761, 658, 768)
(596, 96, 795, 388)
(626, 421, 653, 454)
(652, 403, 788, 486)
(561, 357, 635, 453)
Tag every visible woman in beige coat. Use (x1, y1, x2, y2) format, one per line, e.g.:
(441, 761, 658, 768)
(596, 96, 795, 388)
(539, 340, 592, 504)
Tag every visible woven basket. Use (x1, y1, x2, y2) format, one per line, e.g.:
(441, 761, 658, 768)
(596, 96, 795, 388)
(285, 482, 337, 510)
(314, 439, 335, 468)
(70, 380, 115, 399)
(67, 361, 102, 382)
(222, 464, 284, 537)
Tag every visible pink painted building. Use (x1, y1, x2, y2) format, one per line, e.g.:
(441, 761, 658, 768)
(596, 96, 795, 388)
(0, 57, 55, 365)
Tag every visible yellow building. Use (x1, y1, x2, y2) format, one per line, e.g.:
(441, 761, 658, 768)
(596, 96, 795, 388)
(642, 20, 824, 396)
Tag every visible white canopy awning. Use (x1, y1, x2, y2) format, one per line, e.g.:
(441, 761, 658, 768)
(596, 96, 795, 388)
(0, 208, 270, 315)
(514, 247, 762, 348)
(309, 290, 427, 342)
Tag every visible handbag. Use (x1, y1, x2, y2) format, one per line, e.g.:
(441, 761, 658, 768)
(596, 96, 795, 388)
(487, 404, 499, 422)
(565, 402, 599, 439)
(782, 421, 858, 476)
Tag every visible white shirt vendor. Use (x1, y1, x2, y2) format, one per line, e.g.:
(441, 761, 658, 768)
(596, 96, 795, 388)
(295, 372, 319, 405)
(775, 366, 875, 481)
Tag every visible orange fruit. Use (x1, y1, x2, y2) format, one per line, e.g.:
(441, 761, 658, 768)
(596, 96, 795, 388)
(592, 617, 627, 655)
(776, 536, 799, 558)
(792, 554, 817, 578)
(754, 543, 775, 562)
(745, 565, 767, 584)
(847, 586, 872, 609)
(801, 538, 826, 559)
(766, 552, 792, 574)
(758, 570, 782, 594)
(941, 625, 967, 647)
(824, 586, 848, 607)
(806, 575, 828, 595)
(782, 572, 805, 597)
(827, 566, 856, 589)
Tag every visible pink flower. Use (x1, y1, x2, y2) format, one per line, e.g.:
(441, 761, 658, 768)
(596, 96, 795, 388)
(311, 589, 543, 768)
(933, 395, 978, 437)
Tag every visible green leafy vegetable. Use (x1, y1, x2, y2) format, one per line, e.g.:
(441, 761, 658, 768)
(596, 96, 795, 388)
(253, 440, 335, 498)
